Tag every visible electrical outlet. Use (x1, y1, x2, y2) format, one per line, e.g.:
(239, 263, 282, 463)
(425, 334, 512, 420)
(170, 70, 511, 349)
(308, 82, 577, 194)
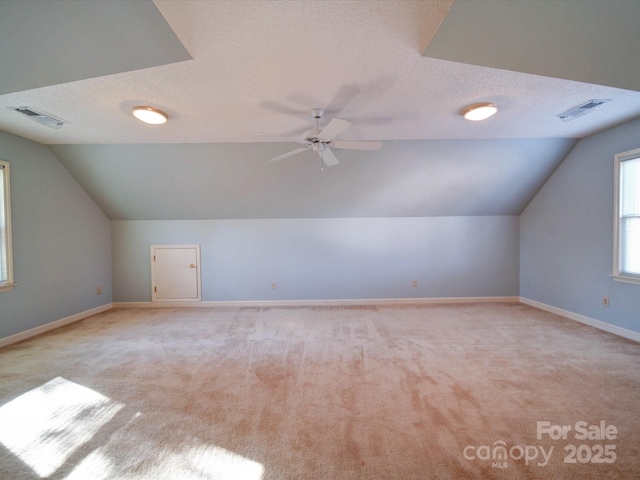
(411, 280, 418, 288)
(271, 282, 277, 290)
(602, 297, 610, 307)
(96, 286, 102, 295)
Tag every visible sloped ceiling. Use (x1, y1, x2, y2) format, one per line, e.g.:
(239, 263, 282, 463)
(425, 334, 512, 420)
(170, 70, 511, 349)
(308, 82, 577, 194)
(423, 0, 640, 92)
(1, 0, 639, 220)
(49, 139, 577, 220)
(0, 0, 190, 95)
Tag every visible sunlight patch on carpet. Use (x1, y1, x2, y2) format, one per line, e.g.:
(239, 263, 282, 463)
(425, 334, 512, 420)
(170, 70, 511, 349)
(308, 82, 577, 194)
(64, 450, 113, 480)
(186, 445, 264, 479)
(0, 376, 123, 477)
(64, 442, 264, 480)
(134, 444, 265, 480)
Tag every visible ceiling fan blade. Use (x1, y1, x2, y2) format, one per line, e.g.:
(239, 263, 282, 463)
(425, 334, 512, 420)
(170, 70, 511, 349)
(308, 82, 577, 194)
(320, 148, 340, 166)
(318, 118, 351, 141)
(259, 100, 310, 117)
(331, 140, 383, 151)
(325, 84, 362, 116)
(268, 146, 310, 162)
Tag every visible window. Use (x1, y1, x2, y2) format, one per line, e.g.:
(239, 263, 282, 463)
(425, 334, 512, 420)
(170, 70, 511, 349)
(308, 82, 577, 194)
(0, 160, 14, 292)
(613, 148, 640, 284)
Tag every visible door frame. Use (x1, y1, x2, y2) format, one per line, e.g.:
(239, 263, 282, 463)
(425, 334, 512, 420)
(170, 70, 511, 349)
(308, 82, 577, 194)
(151, 244, 202, 302)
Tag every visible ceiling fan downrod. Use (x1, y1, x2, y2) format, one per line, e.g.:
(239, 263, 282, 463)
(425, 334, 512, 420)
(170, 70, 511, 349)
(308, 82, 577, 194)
(311, 108, 324, 131)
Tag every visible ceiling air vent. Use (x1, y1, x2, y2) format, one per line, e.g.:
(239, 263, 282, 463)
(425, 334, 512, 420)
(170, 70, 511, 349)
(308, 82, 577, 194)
(10, 107, 64, 129)
(557, 99, 611, 123)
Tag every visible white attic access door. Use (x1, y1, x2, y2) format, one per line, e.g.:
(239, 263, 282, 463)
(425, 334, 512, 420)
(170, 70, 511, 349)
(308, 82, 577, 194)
(151, 245, 201, 302)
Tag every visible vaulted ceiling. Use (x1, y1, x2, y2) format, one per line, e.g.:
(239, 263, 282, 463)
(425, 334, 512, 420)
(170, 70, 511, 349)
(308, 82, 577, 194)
(1, 0, 639, 220)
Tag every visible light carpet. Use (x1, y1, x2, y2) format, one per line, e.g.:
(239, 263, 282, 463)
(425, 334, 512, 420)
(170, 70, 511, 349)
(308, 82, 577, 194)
(0, 303, 639, 479)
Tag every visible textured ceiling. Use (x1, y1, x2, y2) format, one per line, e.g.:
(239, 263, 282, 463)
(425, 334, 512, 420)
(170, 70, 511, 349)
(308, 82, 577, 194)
(1, 0, 638, 220)
(0, 0, 639, 145)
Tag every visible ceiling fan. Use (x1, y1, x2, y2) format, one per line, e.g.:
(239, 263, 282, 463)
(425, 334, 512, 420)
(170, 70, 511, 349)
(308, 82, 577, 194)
(267, 109, 383, 167)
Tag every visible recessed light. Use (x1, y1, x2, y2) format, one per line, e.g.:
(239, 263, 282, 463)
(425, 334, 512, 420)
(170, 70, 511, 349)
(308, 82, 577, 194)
(460, 103, 498, 121)
(132, 106, 168, 125)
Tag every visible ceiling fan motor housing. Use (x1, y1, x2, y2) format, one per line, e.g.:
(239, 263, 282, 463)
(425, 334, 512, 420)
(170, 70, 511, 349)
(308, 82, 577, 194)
(304, 128, 322, 142)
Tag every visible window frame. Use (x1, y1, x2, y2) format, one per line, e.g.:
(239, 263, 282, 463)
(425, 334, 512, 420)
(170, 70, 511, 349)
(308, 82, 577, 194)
(612, 148, 640, 285)
(0, 160, 14, 292)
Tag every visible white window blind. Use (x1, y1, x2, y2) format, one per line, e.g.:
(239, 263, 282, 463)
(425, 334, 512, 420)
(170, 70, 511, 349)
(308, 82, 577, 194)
(0, 164, 7, 283)
(619, 156, 640, 277)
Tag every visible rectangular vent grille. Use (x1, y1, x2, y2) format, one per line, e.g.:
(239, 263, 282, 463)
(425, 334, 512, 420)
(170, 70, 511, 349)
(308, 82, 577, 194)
(557, 99, 611, 122)
(10, 107, 64, 129)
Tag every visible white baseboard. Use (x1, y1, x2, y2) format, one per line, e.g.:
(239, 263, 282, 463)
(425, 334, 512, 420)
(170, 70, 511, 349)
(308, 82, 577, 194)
(0, 303, 113, 349)
(113, 296, 520, 309)
(520, 297, 640, 343)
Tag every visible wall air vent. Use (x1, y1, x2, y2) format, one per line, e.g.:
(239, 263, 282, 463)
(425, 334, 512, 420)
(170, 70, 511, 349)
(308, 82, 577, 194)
(10, 107, 64, 129)
(557, 99, 611, 123)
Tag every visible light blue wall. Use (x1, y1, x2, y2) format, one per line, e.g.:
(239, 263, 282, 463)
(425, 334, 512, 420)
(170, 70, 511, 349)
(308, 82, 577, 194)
(0, 131, 112, 339)
(112, 216, 520, 302)
(4, 112, 639, 338)
(521, 117, 640, 332)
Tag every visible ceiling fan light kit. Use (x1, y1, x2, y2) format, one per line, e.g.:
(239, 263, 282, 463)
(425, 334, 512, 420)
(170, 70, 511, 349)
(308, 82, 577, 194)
(132, 106, 168, 125)
(268, 109, 383, 167)
(460, 103, 498, 121)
